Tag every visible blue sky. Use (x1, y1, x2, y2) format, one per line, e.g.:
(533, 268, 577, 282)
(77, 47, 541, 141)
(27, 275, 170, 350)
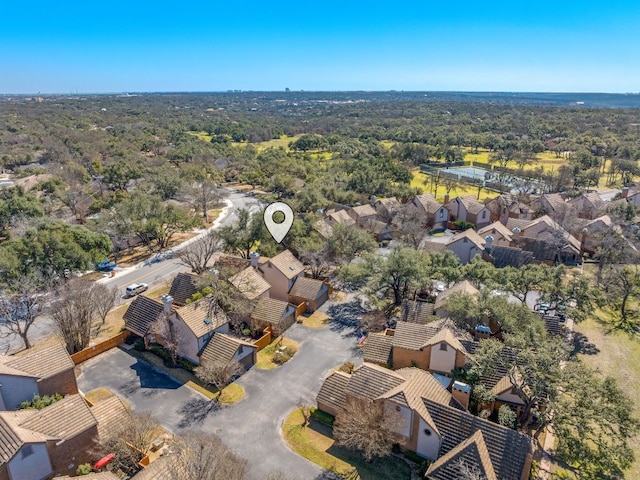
(1, 1, 639, 93)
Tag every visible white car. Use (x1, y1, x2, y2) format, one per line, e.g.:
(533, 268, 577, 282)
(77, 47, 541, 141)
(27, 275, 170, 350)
(126, 283, 148, 297)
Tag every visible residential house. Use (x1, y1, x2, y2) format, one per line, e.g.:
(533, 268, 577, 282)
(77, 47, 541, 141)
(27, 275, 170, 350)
(484, 194, 533, 225)
(362, 333, 393, 368)
(313, 218, 334, 239)
(250, 297, 297, 337)
(445, 229, 486, 264)
(199, 332, 257, 371)
(569, 214, 632, 256)
(406, 194, 449, 229)
(374, 197, 402, 223)
(347, 204, 378, 228)
(89, 395, 130, 441)
(325, 208, 356, 228)
(168, 272, 203, 306)
(316, 363, 532, 478)
(0, 395, 98, 480)
(257, 250, 305, 302)
(401, 299, 436, 324)
(447, 196, 491, 228)
(123, 295, 229, 365)
(486, 245, 535, 268)
(391, 320, 472, 373)
(433, 281, 480, 318)
(288, 276, 330, 313)
(477, 221, 514, 248)
(0, 340, 77, 411)
(509, 215, 582, 265)
(568, 192, 606, 219)
(229, 266, 271, 301)
(529, 193, 571, 221)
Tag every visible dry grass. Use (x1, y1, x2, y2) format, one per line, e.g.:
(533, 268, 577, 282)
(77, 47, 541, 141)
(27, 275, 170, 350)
(218, 383, 245, 405)
(84, 387, 115, 405)
(299, 311, 329, 329)
(410, 168, 494, 202)
(574, 317, 640, 479)
(94, 304, 128, 340)
(255, 337, 299, 370)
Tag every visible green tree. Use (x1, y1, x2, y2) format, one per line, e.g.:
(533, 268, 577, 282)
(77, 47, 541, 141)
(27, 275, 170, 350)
(503, 264, 548, 305)
(426, 251, 464, 287)
(219, 209, 266, 259)
(325, 223, 377, 263)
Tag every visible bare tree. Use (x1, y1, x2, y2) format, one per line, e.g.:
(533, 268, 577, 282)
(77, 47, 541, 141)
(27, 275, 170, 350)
(195, 359, 245, 398)
(92, 282, 118, 325)
(453, 459, 488, 480)
(150, 312, 182, 365)
(333, 398, 402, 462)
(298, 243, 332, 279)
(50, 279, 99, 354)
(395, 207, 429, 248)
(183, 177, 224, 223)
(0, 278, 43, 350)
(166, 430, 247, 480)
(93, 410, 160, 477)
(178, 230, 222, 274)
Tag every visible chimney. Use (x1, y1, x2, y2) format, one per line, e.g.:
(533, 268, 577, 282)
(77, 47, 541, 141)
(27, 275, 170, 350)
(451, 381, 471, 410)
(622, 187, 630, 199)
(559, 191, 568, 200)
(444, 194, 450, 205)
(512, 226, 522, 237)
(484, 235, 494, 253)
(369, 195, 377, 206)
(580, 227, 588, 254)
(161, 295, 173, 315)
(250, 252, 260, 268)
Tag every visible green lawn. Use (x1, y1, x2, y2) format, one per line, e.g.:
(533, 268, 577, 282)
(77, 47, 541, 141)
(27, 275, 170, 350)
(410, 168, 494, 202)
(283, 409, 413, 480)
(574, 317, 640, 479)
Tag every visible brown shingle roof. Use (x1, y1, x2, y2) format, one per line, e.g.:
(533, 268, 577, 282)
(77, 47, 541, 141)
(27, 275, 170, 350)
(130, 456, 171, 480)
(289, 276, 327, 300)
(327, 209, 356, 226)
(401, 300, 435, 324)
(505, 217, 534, 232)
(413, 194, 444, 215)
(344, 363, 405, 402)
(251, 297, 293, 326)
(491, 246, 535, 268)
(266, 250, 305, 279)
(426, 430, 497, 480)
(316, 371, 350, 412)
(168, 272, 202, 306)
(313, 219, 334, 239)
(393, 321, 442, 350)
(434, 280, 480, 311)
(90, 395, 129, 440)
(458, 195, 487, 215)
(424, 398, 531, 480)
(176, 299, 229, 339)
(19, 394, 97, 441)
(350, 204, 377, 218)
(477, 221, 514, 243)
(199, 333, 255, 367)
(123, 296, 164, 337)
(446, 228, 486, 250)
(229, 266, 271, 301)
(0, 415, 49, 464)
(362, 334, 393, 366)
(5, 339, 74, 380)
(423, 329, 468, 355)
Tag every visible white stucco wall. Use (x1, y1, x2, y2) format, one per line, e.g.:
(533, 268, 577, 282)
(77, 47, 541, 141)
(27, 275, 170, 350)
(429, 342, 457, 373)
(384, 401, 412, 439)
(0, 374, 39, 410)
(416, 417, 441, 460)
(447, 241, 481, 265)
(8, 443, 52, 480)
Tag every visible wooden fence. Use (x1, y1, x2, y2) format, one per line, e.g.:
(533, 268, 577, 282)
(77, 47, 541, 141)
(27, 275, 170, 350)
(71, 331, 130, 365)
(253, 326, 272, 352)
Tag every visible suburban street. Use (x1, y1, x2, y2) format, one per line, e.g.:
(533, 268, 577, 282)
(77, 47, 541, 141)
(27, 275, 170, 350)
(78, 320, 363, 480)
(0, 188, 262, 354)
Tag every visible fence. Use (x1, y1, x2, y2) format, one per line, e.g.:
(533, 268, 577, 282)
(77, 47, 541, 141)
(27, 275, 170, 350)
(253, 326, 272, 352)
(70, 331, 130, 365)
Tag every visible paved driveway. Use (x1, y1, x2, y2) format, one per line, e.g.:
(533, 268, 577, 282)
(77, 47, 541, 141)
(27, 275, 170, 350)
(78, 318, 362, 480)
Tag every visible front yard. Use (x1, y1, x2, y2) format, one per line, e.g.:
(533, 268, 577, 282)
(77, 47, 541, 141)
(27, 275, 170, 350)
(283, 408, 413, 480)
(255, 337, 299, 370)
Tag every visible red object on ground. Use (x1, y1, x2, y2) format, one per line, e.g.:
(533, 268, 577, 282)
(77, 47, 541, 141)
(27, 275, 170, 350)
(94, 453, 115, 470)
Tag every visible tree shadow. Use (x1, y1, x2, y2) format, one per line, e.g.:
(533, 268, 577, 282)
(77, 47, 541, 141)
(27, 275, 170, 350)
(569, 331, 600, 356)
(327, 301, 366, 338)
(176, 397, 221, 429)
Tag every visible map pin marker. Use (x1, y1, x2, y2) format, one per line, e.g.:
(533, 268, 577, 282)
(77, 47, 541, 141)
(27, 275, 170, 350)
(264, 202, 294, 244)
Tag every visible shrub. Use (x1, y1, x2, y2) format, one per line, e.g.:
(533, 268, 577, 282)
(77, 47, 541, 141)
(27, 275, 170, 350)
(272, 347, 294, 365)
(310, 407, 335, 426)
(19, 393, 63, 410)
(179, 358, 197, 372)
(452, 220, 477, 231)
(76, 463, 92, 475)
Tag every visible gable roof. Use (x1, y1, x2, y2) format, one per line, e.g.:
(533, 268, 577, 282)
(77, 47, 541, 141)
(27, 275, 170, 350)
(434, 280, 480, 310)
(401, 300, 435, 324)
(123, 296, 165, 337)
(376, 197, 402, 215)
(175, 299, 228, 339)
(0, 415, 51, 464)
(266, 250, 305, 279)
(251, 297, 293, 325)
(313, 219, 334, 239)
(168, 273, 202, 306)
(490, 245, 535, 268)
(350, 204, 377, 218)
(18, 394, 97, 441)
(229, 266, 271, 301)
(426, 430, 497, 480)
(327, 209, 356, 226)
(413, 193, 445, 215)
(345, 363, 406, 402)
(289, 276, 327, 300)
(423, 398, 532, 480)
(199, 332, 255, 367)
(446, 229, 486, 250)
(540, 193, 567, 212)
(477, 221, 514, 243)
(362, 334, 393, 366)
(505, 217, 534, 232)
(90, 395, 129, 440)
(3, 339, 74, 380)
(393, 320, 471, 352)
(423, 329, 468, 354)
(457, 195, 487, 215)
(316, 371, 351, 413)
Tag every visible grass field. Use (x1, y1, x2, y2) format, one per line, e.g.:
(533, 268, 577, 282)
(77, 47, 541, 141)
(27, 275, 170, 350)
(255, 337, 299, 370)
(573, 317, 640, 479)
(410, 168, 494, 202)
(282, 408, 412, 480)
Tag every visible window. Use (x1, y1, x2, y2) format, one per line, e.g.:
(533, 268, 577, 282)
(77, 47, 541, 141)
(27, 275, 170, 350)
(21, 445, 34, 459)
(439, 342, 448, 351)
(395, 406, 402, 412)
(482, 211, 487, 219)
(424, 429, 432, 436)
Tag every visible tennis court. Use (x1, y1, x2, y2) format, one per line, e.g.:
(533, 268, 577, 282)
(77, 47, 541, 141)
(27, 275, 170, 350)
(438, 166, 492, 181)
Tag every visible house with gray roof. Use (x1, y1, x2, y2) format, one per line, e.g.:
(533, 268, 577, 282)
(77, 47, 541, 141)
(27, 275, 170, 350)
(250, 297, 296, 337)
(446, 229, 486, 264)
(288, 276, 330, 313)
(168, 272, 203, 306)
(257, 250, 305, 302)
(199, 332, 256, 371)
(447, 196, 491, 228)
(406, 193, 449, 229)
